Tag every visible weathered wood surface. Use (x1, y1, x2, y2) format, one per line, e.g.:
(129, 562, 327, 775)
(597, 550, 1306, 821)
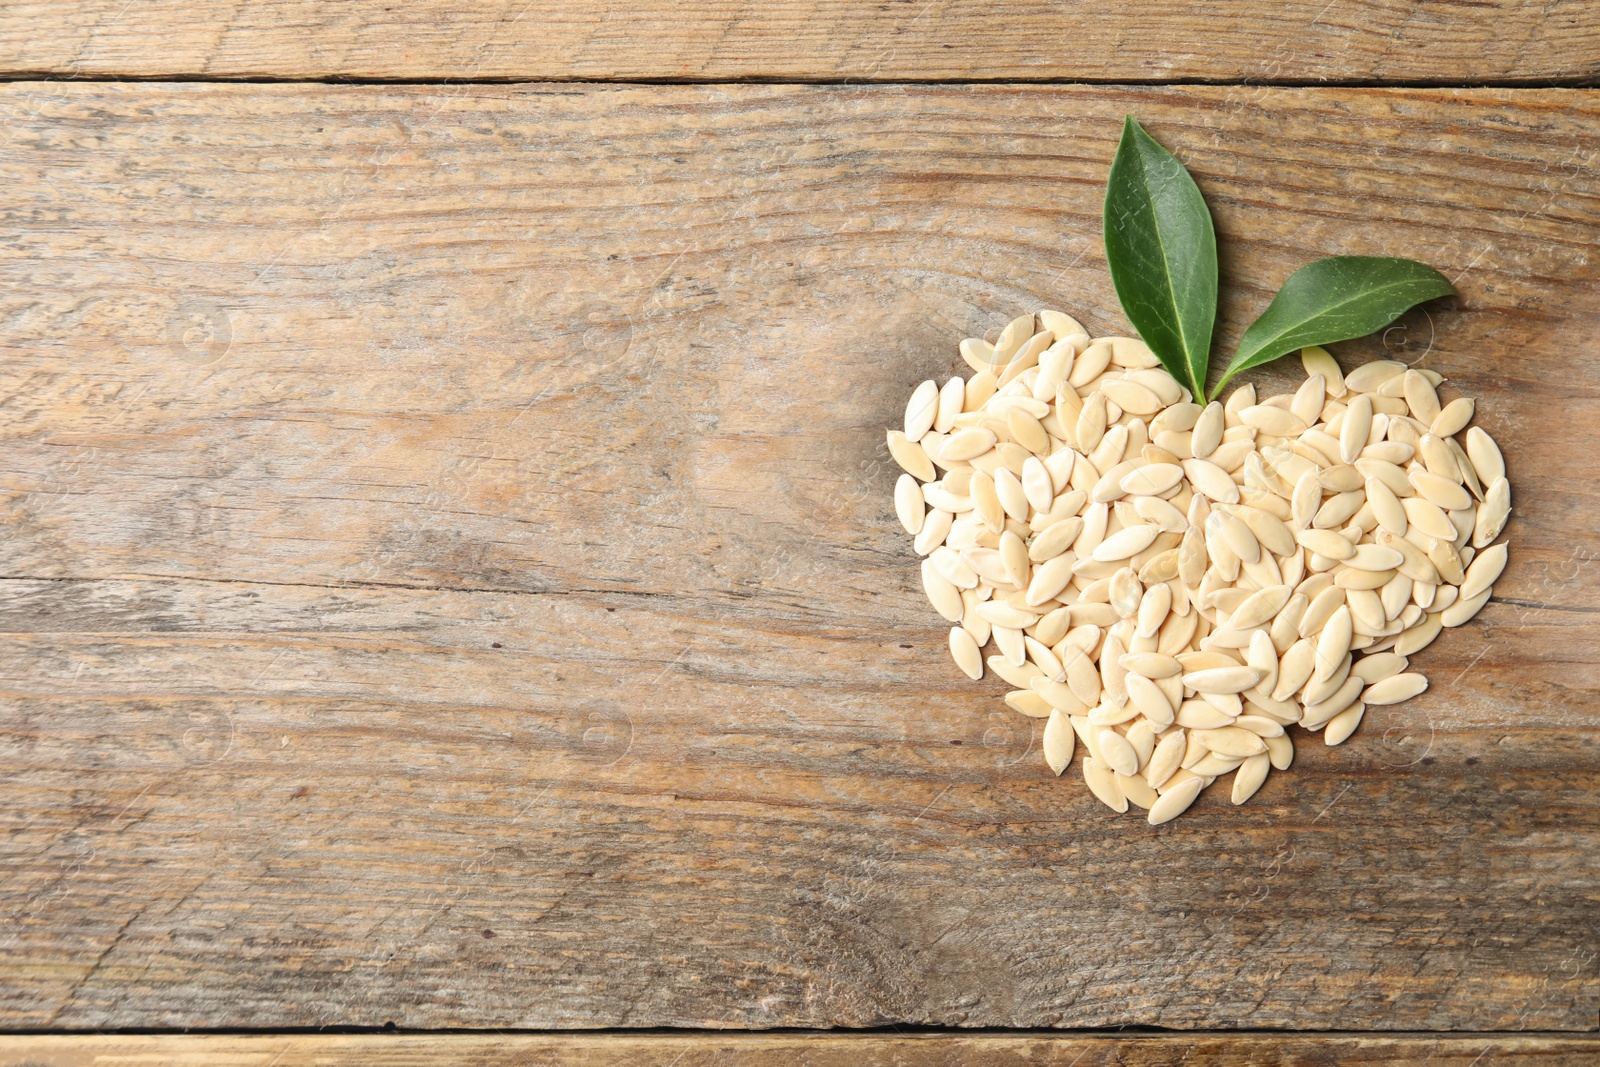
(3, 1, 1600, 83)
(1, 83, 1597, 1032)
(2, 1033, 1598, 1066)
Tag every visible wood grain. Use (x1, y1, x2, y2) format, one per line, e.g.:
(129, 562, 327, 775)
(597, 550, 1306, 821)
(2, 1, 1600, 83)
(2, 1033, 1598, 1066)
(0, 83, 1597, 1032)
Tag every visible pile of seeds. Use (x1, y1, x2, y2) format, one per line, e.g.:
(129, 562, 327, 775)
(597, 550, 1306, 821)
(889, 310, 1511, 824)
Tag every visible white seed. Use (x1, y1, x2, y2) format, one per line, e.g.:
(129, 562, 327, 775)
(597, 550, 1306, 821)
(1134, 582, 1172, 639)
(905, 379, 939, 440)
(1147, 773, 1203, 825)
(1357, 457, 1413, 498)
(1340, 393, 1372, 463)
(1125, 674, 1175, 726)
(1036, 342, 1074, 400)
(1351, 652, 1407, 684)
(1347, 544, 1404, 571)
(1314, 490, 1366, 530)
(1303, 677, 1363, 727)
(1241, 404, 1308, 437)
(1346, 587, 1386, 635)
(1092, 459, 1138, 503)
(1291, 375, 1326, 427)
(1380, 574, 1412, 621)
(1230, 584, 1292, 631)
(966, 370, 999, 409)
(1323, 703, 1366, 745)
(887, 430, 936, 481)
(894, 474, 925, 535)
(1069, 341, 1114, 388)
(1288, 470, 1319, 530)
(1301, 346, 1345, 396)
(1379, 529, 1442, 584)
(935, 376, 966, 432)
(1020, 455, 1054, 513)
(1083, 757, 1129, 813)
(1411, 469, 1472, 511)
(1183, 665, 1263, 694)
(976, 601, 1040, 629)
(1235, 714, 1284, 737)
(1121, 653, 1181, 684)
(1247, 629, 1280, 689)
(1095, 728, 1138, 777)
(913, 508, 953, 556)
(1442, 588, 1491, 627)
(1365, 476, 1407, 536)
(993, 624, 1025, 666)
(1102, 377, 1163, 415)
(1236, 506, 1296, 556)
(1076, 390, 1108, 452)
(1474, 478, 1510, 548)
(1296, 528, 1355, 560)
(1344, 359, 1406, 393)
(1043, 709, 1075, 775)
(995, 466, 1030, 521)
(1005, 689, 1054, 718)
(1121, 462, 1185, 496)
(1402, 495, 1457, 541)
(1401, 369, 1441, 424)
(1217, 513, 1261, 564)
(949, 626, 982, 680)
(1420, 537, 1461, 587)
(1025, 554, 1077, 606)
(975, 471, 1008, 533)
(1315, 605, 1353, 681)
(999, 530, 1030, 587)
(1429, 395, 1474, 439)
(1231, 752, 1271, 804)
(1064, 646, 1103, 706)
(921, 560, 964, 622)
(1182, 458, 1241, 503)
(1032, 605, 1072, 647)
(1225, 383, 1257, 422)
(1176, 698, 1234, 730)
(1029, 520, 1082, 562)
(988, 656, 1044, 691)
(1131, 496, 1186, 534)
(1466, 426, 1505, 484)
(1092, 523, 1161, 562)
(1264, 732, 1295, 770)
(960, 338, 997, 374)
(1460, 542, 1507, 601)
(1110, 336, 1162, 370)
(994, 314, 1036, 365)
(1362, 672, 1428, 705)
(941, 426, 997, 462)
(1195, 726, 1267, 758)
(1271, 593, 1308, 651)
(1191, 401, 1225, 458)
(931, 546, 978, 589)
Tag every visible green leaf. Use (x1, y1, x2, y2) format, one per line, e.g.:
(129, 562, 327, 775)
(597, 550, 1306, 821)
(1102, 116, 1217, 402)
(1216, 256, 1456, 394)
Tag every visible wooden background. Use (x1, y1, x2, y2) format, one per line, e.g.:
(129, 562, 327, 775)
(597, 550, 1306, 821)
(3, 0, 1600, 82)
(1, 5, 1598, 1064)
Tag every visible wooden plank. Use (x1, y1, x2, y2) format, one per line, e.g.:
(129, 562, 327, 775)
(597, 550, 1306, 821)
(0, 83, 1598, 1032)
(2, 1, 1600, 83)
(1, 1033, 1598, 1066)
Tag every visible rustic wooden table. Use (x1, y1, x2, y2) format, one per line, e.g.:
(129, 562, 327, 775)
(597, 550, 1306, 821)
(2, 4, 1599, 1065)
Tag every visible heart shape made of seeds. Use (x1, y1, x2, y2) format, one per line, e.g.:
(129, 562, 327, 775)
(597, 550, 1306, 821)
(890, 309, 1511, 823)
